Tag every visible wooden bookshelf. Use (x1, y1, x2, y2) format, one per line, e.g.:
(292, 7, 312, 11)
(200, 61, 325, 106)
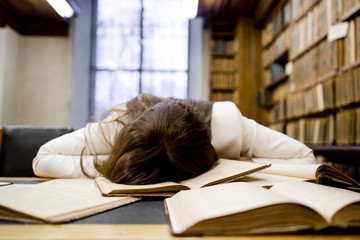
(209, 22, 240, 104)
(208, 19, 261, 123)
(259, 0, 360, 161)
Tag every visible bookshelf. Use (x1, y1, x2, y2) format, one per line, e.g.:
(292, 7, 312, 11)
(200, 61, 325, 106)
(209, 22, 239, 103)
(259, 0, 360, 164)
(258, 0, 360, 177)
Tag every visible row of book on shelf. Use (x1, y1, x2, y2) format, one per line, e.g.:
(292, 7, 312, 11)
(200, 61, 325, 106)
(264, 13, 360, 90)
(262, 0, 358, 62)
(267, 63, 360, 146)
(288, 0, 342, 60)
(210, 91, 239, 102)
(261, 0, 337, 47)
(290, 16, 360, 91)
(266, 63, 359, 122)
(285, 65, 360, 119)
(211, 58, 237, 72)
(211, 39, 237, 55)
(211, 73, 238, 90)
(279, 107, 360, 145)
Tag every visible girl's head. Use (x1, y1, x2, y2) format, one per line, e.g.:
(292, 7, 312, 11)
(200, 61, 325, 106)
(95, 101, 217, 184)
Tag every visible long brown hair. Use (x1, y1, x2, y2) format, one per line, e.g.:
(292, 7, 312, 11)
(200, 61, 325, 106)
(94, 94, 217, 184)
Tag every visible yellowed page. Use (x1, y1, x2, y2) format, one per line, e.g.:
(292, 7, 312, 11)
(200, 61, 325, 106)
(165, 182, 300, 234)
(270, 181, 360, 223)
(258, 162, 320, 179)
(239, 172, 309, 187)
(0, 182, 12, 187)
(0, 179, 138, 223)
(95, 177, 188, 195)
(180, 159, 269, 189)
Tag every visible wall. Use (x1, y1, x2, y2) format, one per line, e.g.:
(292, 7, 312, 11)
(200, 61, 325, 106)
(0, 27, 71, 126)
(188, 17, 210, 100)
(0, 27, 20, 126)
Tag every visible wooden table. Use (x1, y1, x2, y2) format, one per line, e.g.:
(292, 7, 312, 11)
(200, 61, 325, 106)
(1, 224, 360, 240)
(0, 178, 359, 240)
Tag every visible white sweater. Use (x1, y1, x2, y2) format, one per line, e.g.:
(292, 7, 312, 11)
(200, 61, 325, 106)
(32, 102, 316, 178)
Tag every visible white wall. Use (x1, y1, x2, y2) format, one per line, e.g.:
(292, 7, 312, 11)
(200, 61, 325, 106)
(0, 27, 71, 126)
(0, 27, 20, 126)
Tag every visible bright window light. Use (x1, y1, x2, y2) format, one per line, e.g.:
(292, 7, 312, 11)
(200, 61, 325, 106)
(47, 0, 75, 18)
(182, 0, 199, 19)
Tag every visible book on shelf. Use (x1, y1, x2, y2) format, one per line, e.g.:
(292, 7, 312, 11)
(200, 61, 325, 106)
(285, 115, 335, 145)
(211, 58, 236, 71)
(344, 19, 356, 67)
(335, 67, 359, 107)
(256, 88, 272, 108)
(212, 39, 236, 55)
(286, 77, 335, 119)
(356, 16, 360, 61)
(336, 109, 357, 145)
(0, 179, 138, 223)
(95, 159, 270, 197)
(211, 73, 237, 89)
(210, 91, 239, 103)
(164, 181, 360, 236)
(269, 62, 285, 80)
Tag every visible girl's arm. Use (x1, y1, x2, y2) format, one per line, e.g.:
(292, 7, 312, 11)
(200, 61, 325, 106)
(32, 121, 120, 178)
(240, 117, 316, 164)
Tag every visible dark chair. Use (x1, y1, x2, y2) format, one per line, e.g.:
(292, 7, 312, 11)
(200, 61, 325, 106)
(0, 126, 73, 177)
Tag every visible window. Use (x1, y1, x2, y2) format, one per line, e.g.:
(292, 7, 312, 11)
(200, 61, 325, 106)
(93, 0, 189, 115)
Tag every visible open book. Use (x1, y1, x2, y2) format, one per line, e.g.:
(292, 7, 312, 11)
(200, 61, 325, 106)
(164, 181, 360, 236)
(95, 159, 270, 197)
(0, 179, 138, 223)
(241, 160, 360, 191)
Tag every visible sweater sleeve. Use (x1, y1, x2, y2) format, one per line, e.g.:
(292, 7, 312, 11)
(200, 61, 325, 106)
(240, 116, 316, 164)
(32, 121, 122, 178)
(211, 102, 316, 164)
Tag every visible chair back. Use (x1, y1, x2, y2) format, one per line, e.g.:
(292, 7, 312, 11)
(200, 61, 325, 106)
(0, 126, 73, 177)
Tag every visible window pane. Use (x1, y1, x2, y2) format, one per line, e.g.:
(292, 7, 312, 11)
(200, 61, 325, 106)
(142, 0, 188, 71)
(94, 71, 140, 115)
(96, 0, 141, 69)
(93, 0, 189, 117)
(142, 71, 187, 98)
(142, 30, 188, 71)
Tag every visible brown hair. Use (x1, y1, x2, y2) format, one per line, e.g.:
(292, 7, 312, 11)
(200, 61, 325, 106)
(94, 94, 217, 184)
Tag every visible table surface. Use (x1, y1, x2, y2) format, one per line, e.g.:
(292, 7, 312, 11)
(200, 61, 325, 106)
(1, 224, 360, 240)
(1, 177, 360, 240)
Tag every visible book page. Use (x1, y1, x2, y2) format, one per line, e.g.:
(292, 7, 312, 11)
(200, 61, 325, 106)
(0, 182, 12, 187)
(258, 162, 320, 179)
(95, 177, 189, 195)
(180, 159, 269, 189)
(165, 182, 311, 235)
(239, 172, 310, 188)
(0, 179, 139, 223)
(270, 181, 360, 223)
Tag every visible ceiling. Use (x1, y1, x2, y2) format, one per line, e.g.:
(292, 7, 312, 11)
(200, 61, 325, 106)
(0, 0, 69, 36)
(0, 0, 278, 36)
(198, 0, 279, 27)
